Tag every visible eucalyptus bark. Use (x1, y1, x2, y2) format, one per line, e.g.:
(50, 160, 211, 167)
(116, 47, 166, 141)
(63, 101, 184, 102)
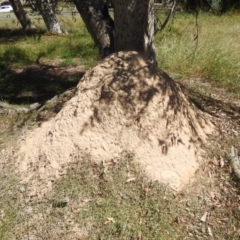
(113, 0, 156, 64)
(36, 0, 66, 34)
(9, 0, 35, 30)
(73, 0, 114, 58)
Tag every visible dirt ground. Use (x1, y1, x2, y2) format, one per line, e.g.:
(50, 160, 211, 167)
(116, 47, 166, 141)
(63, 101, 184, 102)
(1, 52, 240, 239)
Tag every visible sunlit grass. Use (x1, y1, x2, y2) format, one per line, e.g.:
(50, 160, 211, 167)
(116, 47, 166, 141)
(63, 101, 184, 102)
(156, 13, 240, 96)
(0, 14, 98, 68)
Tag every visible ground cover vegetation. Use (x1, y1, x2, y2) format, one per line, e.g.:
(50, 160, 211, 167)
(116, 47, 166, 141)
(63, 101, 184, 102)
(0, 6, 240, 240)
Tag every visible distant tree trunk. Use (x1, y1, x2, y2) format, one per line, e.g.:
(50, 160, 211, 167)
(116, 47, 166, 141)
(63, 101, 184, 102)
(9, 0, 35, 30)
(73, 0, 114, 58)
(113, 0, 156, 64)
(36, 0, 67, 34)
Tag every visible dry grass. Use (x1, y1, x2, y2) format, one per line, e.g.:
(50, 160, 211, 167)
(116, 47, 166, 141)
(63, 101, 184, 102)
(156, 13, 240, 96)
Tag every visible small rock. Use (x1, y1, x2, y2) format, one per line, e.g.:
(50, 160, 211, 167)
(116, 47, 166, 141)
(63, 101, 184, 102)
(16, 107, 29, 113)
(28, 102, 41, 110)
(0, 101, 9, 108)
(48, 95, 58, 103)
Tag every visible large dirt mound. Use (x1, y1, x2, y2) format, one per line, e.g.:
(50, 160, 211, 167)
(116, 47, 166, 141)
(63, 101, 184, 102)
(18, 51, 214, 191)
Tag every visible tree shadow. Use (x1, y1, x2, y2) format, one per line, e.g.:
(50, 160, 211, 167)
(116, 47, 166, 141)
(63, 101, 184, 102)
(0, 28, 45, 44)
(0, 63, 84, 105)
(181, 84, 240, 123)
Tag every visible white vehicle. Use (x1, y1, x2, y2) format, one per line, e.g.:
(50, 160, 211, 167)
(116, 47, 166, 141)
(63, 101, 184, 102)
(0, 5, 13, 12)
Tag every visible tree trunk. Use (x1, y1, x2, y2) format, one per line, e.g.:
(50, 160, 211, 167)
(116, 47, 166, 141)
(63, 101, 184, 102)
(73, 0, 114, 58)
(9, 0, 36, 30)
(36, 0, 66, 34)
(113, 0, 156, 64)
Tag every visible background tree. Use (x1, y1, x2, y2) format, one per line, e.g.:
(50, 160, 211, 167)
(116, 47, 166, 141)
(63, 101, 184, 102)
(73, 0, 114, 58)
(9, 0, 35, 30)
(36, 0, 67, 34)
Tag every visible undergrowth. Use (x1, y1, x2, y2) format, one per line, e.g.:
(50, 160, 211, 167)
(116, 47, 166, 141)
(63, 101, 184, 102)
(155, 13, 240, 96)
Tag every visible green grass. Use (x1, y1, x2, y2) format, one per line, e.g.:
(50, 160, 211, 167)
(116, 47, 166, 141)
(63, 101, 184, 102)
(0, 15, 98, 68)
(4, 152, 181, 239)
(0, 148, 23, 240)
(49, 153, 179, 239)
(155, 13, 240, 96)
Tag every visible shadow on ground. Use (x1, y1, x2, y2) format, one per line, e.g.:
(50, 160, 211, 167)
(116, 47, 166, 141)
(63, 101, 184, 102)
(0, 28, 45, 44)
(0, 62, 85, 105)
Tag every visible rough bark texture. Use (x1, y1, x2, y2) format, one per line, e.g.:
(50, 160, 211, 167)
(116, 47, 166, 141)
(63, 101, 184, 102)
(37, 0, 66, 34)
(73, 0, 114, 58)
(113, 0, 156, 64)
(9, 0, 35, 30)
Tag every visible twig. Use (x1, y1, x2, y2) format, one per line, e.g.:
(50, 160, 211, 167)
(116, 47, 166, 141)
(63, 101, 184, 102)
(158, 0, 178, 32)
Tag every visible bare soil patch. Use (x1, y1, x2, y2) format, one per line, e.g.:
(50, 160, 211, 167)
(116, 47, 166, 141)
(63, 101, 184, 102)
(0, 58, 85, 105)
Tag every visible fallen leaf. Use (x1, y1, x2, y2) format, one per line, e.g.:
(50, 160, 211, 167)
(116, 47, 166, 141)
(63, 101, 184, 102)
(104, 220, 111, 225)
(220, 157, 224, 168)
(138, 231, 142, 240)
(200, 212, 208, 222)
(126, 177, 136, 183)
(107, 217, 115, 223)
(208, 226, 213, 236)
(104, 218, 115, 225)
